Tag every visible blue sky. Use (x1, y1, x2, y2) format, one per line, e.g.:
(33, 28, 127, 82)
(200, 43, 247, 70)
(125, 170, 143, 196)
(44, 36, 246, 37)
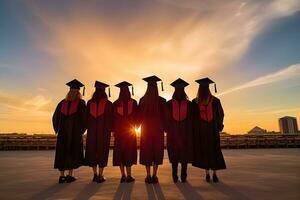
(0, 0, 300, 133)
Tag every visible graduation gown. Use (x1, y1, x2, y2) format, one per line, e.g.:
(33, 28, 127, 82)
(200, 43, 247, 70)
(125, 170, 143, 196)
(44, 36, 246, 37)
(192, 96, 226, 170)
(85, 98, 113, 167)
(138, 97, 167, 166)
(52, 99, 86, 171)
(112, 99, 138, 166)
(166, 99, 193, 163)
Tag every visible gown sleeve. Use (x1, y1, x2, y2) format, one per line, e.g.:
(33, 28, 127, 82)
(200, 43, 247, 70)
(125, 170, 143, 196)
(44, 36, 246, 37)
(165, 100, 172, 133)
(106, 101, 114, 133)
(52, 101, 62, 134)
(78, 99, 87, 135)
(191, 99, 199, 129)
(132, 100, 139, 126)
(135, 98, 143, 125)
(161, 98, 168, 132)
(215, 98, 224, 132)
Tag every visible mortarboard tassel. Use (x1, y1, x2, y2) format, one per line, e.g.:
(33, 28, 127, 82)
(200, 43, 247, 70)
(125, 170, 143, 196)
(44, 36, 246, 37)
(161, 81, 164, 91)
(83, 86, 85, 96)
(132, 85, 134, 96)
(108, 87, 111, 97)
(214, 83, 217, 93)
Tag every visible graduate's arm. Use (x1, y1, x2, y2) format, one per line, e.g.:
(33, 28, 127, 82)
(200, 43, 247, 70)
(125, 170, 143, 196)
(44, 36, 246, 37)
(135, 99, 143, 125)
(132, 100, 139, 126)
(107, 101, 114, 132)
(161, 98, 169, 132)
(111, 101, 118, 133)
(216, 99, 224, 132)
(52, 101, 62, 134)
(78, 100, 87, 135)
(164, 101, 172, 133)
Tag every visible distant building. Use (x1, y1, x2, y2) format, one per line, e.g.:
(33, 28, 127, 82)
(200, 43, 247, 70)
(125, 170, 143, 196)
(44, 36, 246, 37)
(279, 116, 298, 134)
(247, 126, 267, 135)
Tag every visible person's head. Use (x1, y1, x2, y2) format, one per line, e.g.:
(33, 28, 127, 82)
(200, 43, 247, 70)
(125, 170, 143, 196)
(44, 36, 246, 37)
(115, 81, 133, 101)
(91, 87, 107, 101)
(118, 86, 131, 101)
(170, 78, 189, 101)
(144, 83, 159, 98)
(65, 79, 84, 101)
(92, 81, 110, 101)
(140, 75, 163, 114)
(140, 83, 159, 114)
(172, 87, 188, 101)
(197, 86, 211, 102)
(195, 77, 215, 103)
(65, 89, 82, 101)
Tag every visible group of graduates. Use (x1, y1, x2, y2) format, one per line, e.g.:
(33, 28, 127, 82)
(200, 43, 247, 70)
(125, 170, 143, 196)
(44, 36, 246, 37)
(52, 75, 226, 185)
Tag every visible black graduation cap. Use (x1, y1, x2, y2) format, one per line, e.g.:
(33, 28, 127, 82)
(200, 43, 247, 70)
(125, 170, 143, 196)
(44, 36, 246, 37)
(195, 77, 217, 93)
(115, 81, 134, 96)
(142, 75, 164, 91)
(66, 79, 85, 96)
(170, 78, 189, 88)
(94, 81, 111, 97)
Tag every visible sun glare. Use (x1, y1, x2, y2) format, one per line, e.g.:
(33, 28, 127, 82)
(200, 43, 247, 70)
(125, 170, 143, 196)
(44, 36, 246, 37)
(134, 125, 141, 137)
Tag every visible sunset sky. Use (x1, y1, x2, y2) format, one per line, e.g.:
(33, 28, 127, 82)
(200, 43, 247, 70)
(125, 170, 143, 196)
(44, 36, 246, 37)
(1, 0, 300, 134)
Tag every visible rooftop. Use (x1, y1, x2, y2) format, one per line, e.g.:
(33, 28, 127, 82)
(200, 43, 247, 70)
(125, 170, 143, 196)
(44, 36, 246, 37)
(0, 149, 299, 200)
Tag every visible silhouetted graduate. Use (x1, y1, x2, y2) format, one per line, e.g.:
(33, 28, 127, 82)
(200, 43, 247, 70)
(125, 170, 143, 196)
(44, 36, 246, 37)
(85, 81, 113, 183)
(192, 78, 226, 183)
(138, 75, 167, 184)
(52, 79, 86, 184)
(166, 78, 193, 183)
(113, 81, 138, 183)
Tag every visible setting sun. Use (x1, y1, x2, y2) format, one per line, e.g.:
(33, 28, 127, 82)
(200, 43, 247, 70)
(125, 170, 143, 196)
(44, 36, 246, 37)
(134, 125, 141, 137)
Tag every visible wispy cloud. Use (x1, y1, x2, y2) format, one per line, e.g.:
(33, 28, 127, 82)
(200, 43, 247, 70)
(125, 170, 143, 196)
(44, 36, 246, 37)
(247, 107, 300, 115)
(26, 0, 300, 83)
(0, 91, 52, 116)
(219, 63, 300, 96)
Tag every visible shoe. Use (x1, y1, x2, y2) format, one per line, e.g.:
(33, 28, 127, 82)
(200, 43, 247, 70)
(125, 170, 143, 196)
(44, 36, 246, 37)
(92, 174, 98, 182)
(66, 175, 76, 183)
(58, 176, 66, 184)
(152, 175, 159, 184)
(205, 174, 210, 183)
(126, 176, 135, 182)
(213, 174, 219, 183)
(98, 175, 106, 183)
(181, 174, 187, 183)
(145, 175, 152, 184)
(120, 176, 127, 183)
(172, 174, 178, 183)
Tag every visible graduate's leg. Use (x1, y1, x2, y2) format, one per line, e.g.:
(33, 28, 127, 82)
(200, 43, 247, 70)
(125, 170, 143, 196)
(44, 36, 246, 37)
(92, 166, 97, 175)
(172, 163, 178, 176)
(172, 163, 178, 182)
(145, 165, 152, 183)
(99, 167, 104, 176)
(205, 169, 210, 182)
(181, 163, 187, 182)
(153, 164, 158, 176)
(205, 169, 209, 175)
(97, 166, 106, 183)
(212, 170, 219, 182)
(152, 165, 159, 183)
(126, 166, 131, 176)
(91, 166, 98, 182)
(58, 170, 66, 183)
(120, 164, 126, 177)
(126, 166, 135, 182)
(146, 165, 151, 176)
(181, 163, 187, 176)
